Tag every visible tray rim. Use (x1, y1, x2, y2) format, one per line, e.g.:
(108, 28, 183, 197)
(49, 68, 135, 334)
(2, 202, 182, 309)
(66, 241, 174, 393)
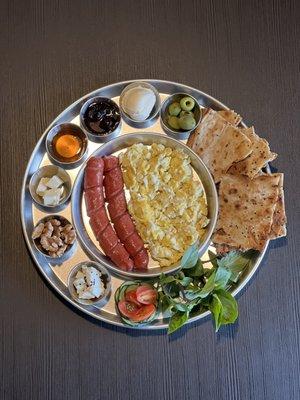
(20, 79, 269, 330)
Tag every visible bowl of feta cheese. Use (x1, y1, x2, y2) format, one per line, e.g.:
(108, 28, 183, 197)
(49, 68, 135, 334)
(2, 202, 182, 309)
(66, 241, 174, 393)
(68, 261, 112, 306)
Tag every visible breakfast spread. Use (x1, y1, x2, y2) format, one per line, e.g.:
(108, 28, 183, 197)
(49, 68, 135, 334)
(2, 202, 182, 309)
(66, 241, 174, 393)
(121, 85, 156, 121)
(73, 265, 104, 300)
(36, 174, 64, 206)
(32, 217, 76, 257)
(23, 80, 287, 334)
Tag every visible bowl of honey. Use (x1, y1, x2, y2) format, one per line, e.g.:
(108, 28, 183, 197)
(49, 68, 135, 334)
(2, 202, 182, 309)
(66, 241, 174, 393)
(46, 123, 88, 169)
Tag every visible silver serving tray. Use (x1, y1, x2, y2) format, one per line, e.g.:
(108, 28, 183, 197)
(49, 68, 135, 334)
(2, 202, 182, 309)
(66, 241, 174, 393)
(21, 79, 269, 330)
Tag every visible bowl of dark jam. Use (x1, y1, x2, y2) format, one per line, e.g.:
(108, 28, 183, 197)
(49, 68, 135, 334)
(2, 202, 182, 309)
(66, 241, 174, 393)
(80, 97, 122, 143)
(46, 123, 88, 169)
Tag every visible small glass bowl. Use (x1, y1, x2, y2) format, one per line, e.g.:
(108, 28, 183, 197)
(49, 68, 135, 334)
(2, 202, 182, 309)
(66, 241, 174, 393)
(160, 93, 202, 140)
(68, 261, 112, 307)
(119, 82, 161, 129)
(46, 123, 88, 169)
(80, 97, 122, 143)
(29, 165, 72, 212)
(32, 215, 76, 260)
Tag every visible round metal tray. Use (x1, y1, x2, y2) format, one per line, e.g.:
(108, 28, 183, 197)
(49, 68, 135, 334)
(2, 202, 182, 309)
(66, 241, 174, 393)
(21, 79, 269, 330)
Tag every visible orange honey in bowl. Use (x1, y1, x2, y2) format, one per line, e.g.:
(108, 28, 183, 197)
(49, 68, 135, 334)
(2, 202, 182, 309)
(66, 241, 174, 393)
(55, 134, 81, 158)
(52, 131, 85, 162)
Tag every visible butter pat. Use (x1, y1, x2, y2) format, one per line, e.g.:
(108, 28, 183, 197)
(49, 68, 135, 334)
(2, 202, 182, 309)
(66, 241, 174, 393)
(122, 86, 156, 121)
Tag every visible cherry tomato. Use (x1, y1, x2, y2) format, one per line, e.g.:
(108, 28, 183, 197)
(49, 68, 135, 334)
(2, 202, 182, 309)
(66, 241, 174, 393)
(118, 301, 156, 322)
(124, 290, 140, 306)
(136, 285, 157, 305)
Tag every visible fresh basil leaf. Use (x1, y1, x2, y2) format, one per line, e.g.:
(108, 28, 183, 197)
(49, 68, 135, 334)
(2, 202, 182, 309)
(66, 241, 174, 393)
(209, 293, 223, 331)
(172, 300, 189, 312)
(209, 290, 238, 331)
(208, 250, 218, 268)
(181, 242, 199, 269)
(185, 259, 204, 277)
(159, 293, 172, 314)
(216, 289, 238, 326)
(168, 311, 189, 334)
(203, 267, 215, 278)
(217, 250, 255, 283)
(178, 276, 193, 287)
(214, 266, 231, 289)
(159, 273, 177, 285)
(198, 271, 216, 298)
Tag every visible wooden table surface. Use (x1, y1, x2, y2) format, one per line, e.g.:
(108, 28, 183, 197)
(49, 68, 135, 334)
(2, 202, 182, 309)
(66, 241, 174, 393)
(1, 1, 299, 399)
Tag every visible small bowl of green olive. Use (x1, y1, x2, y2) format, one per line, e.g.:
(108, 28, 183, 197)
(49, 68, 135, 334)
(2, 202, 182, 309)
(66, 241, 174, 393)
(160, 93, 202, 140)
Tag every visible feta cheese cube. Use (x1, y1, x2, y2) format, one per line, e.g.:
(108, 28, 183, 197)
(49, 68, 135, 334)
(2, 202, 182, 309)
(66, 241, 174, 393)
(36, 177, 50, 196)
(46, 175, 64, 189)
(43, 188, 63, 206)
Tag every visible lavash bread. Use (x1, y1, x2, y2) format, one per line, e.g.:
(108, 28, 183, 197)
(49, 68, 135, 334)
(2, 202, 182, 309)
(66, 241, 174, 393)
(212, 174, 281, 251)
(228, 127, 277, 179)
(187, 110, 252, 183)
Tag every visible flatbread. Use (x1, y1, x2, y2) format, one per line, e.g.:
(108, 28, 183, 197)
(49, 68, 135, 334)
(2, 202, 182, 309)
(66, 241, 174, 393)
(269, 173, 287, 238)
(213, 173, 281, 251)
(228, 127, 277, 178)
(218, 109, 242, 126)
(187, 109, 252, 183)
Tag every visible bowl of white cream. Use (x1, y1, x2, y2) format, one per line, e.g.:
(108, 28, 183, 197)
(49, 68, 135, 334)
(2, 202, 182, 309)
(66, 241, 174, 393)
(119, 81, 161, 128)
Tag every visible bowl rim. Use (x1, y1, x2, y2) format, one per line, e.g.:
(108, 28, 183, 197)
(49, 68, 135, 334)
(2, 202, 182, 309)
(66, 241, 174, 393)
(31, 214, 76, 259)
(45, 122, 89, 167)
(71, 131, 219, 278)
(29, 164, 72, 208)
(79, 96, 121, 138)
(119, 81, 161, 124)
(160, 92, 202, 135)
(67, 260, 112, 306)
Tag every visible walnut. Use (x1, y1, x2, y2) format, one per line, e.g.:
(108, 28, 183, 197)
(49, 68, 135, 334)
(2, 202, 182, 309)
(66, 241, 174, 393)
(49, 218, 61, 226)
(42, 221, 54, 237)
(40, 235, 60, 252)
(63, 229, 76, 244)
(32, 223, 44, 239)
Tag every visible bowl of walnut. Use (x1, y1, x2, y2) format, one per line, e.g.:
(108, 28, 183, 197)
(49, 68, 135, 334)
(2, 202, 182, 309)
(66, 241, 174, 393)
(31, 215, 76, 259)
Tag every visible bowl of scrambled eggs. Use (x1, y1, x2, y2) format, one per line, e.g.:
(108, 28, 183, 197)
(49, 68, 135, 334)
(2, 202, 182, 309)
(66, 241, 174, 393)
(74, 132, 218, 277)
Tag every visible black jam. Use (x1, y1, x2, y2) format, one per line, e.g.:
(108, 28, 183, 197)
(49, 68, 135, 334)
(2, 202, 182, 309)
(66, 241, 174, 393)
(83, 99, 120, 135)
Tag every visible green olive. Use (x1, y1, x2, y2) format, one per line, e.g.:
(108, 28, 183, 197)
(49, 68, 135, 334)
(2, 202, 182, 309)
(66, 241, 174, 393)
(179, 110, 194, 118)
(180, 96, 195, 112)
(168, 102, 181, 116)
(168, 116, 180, 130)
(179, 115, 196, 130)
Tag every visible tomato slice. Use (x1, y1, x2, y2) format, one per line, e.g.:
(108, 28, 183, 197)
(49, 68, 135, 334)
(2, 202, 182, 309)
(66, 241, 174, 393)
(136, 285, 157, 305)
(118, 300, 140, 319)
(130, 304, 156, 322)
(118, 300, 156, 322)
(124, 289, 140, 306)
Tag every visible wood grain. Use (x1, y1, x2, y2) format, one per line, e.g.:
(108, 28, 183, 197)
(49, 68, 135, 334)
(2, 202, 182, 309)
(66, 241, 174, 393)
(1, 0, 300, 399)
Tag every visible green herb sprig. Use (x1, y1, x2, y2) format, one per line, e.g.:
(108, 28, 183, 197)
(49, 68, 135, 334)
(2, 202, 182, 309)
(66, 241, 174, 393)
(155, 243, 256, 334)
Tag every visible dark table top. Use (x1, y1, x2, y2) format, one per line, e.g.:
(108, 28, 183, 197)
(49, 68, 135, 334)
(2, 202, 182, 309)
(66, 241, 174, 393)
(1, 1, 300, 399)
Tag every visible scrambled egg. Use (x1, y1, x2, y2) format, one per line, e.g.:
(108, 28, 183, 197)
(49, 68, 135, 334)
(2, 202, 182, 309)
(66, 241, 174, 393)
(120, 143, 209, 266)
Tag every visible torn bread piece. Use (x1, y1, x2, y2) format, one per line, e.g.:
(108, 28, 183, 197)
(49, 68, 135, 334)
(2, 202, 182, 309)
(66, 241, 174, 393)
(229, 127, 277, 178)
(269, 173, 287, 239)
(212, 173, 281, 251)
(187, 109, 252, 183)
(218, 109, 242, 126)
